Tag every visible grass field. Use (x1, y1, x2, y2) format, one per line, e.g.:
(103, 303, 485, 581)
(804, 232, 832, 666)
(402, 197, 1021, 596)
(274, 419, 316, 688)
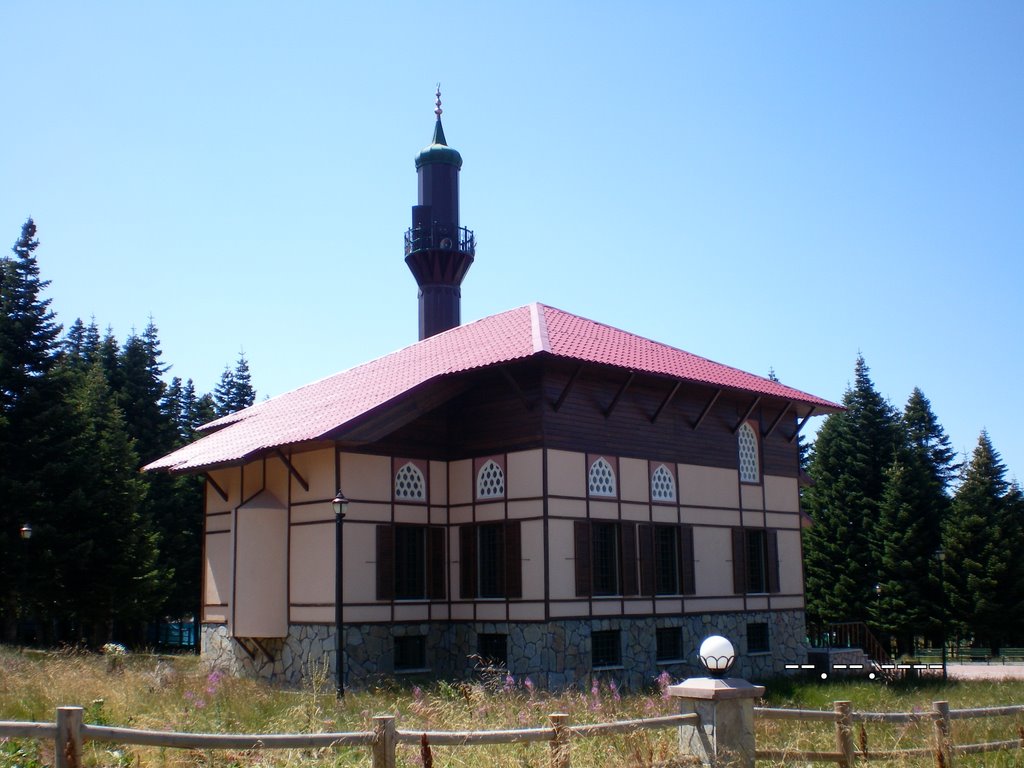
(2, 646, 1023, 767)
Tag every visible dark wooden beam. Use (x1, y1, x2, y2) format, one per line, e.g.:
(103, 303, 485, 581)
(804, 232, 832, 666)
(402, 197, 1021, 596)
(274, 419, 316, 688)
(650, 380, 682, 424)
(732, 396, 762, 433)
(762, 401, 793, 440)
(788, 407, 817, 443)
(499, 367, 534, 411)
(691, 388, 722, 431)
(275, 448, 309, 492)
(204, 473, 229, 502)
(553, 364, 583, 412)
(603, 372, 635, 419)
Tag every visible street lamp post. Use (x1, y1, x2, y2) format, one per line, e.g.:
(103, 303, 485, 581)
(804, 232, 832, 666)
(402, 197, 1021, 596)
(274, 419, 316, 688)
(936, 549, 948, 681)
(18, 523, 32, 644)
(332, 490, 349, 698)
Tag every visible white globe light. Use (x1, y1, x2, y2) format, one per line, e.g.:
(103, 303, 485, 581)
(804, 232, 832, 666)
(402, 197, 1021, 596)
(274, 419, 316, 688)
(699, 635, 736, 677)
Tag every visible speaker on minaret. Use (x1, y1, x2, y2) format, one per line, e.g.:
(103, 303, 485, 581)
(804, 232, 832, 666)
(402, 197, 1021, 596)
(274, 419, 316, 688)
(404, 87, 475, 340)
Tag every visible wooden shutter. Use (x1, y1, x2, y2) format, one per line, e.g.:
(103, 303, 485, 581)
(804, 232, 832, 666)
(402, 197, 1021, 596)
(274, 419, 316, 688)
(376, 525, 394, 601)
(427, 526, 446, 600)
(680, 525, 696, 595)
(731, 528, 746, 595)
(460, 525, 477, 599)
(505, 520, 522, 599)
(766, 529, 780, 594)
(574, 521, 592, 597)
(638, 524, 655, 596)
(620, 522, 638, 596)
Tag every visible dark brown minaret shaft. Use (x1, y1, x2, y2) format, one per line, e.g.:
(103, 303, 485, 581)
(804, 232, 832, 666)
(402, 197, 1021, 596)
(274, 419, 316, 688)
(405, 89, 475, 340)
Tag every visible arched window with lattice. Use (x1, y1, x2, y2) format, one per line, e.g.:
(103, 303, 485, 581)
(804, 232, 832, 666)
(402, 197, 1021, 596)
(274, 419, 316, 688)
(476, 459, 505, 500)
(394, 461, 427, 502)
(651, 464, 676, 503)
(588, 457, 617, 498)
(737, 423, 760, 483)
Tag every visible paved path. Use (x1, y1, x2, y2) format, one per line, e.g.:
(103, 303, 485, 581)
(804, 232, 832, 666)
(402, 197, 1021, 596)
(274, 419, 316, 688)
(946, 663, 1024, 680)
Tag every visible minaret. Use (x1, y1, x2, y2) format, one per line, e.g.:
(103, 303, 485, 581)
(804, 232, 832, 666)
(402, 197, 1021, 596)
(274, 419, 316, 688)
(405, 87, 475, 340)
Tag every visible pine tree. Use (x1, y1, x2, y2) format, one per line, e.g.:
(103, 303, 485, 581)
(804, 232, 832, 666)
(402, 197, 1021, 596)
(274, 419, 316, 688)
(869, 453, 940, 654)
(942, 432, 1019, 652)
(117, 321, 173, 464)
(803, 355, 902, 625)
(0, 219, 67, 640)
(56, 363, 162, 642)
(904, 388, 961, 491)
(212, 365, 235, 417)
(231, 352, 256, 410)
(213, 353, 256, 416)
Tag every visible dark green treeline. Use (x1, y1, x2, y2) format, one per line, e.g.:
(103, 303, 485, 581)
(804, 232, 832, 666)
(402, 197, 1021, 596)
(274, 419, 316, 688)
(0, 218, 256, 646)
(803, 355, 1024, 654)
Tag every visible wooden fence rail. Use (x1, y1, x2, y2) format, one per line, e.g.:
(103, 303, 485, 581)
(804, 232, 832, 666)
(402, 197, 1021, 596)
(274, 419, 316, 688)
(754, 700, 1024, 766)
(1, 701, 1022, 767)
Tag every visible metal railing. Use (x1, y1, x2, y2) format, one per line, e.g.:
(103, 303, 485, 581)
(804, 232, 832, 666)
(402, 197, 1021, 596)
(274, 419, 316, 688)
(404, 224, 475, 256)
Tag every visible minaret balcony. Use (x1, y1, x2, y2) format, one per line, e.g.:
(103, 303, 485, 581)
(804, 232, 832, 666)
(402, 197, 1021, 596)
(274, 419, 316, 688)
(404, 224, 476, 257)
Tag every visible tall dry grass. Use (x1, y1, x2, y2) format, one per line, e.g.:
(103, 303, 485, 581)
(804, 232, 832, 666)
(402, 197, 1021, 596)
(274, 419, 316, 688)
(2, 646, 1024, 767)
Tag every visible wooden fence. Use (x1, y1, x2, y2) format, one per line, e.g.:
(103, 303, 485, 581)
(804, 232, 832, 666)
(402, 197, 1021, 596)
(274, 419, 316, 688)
(755, 700, 1024, 766)
(1, 701, 1022, 767)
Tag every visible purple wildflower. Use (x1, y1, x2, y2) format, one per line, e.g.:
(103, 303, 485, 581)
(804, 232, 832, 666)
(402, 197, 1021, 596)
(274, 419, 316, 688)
(609, 680, 621, 702)
(503, 674, 514, 693)
(657, 670, 672, 700)
(524, 676, 535, 694)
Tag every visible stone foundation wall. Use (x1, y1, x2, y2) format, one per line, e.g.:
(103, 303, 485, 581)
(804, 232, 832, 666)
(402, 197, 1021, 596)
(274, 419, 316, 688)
(201, 609, 807, 689)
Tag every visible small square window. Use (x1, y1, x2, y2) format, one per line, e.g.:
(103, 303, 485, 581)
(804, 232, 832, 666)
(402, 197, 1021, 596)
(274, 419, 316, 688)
(592, 629, 621, 668)
(394, 635, 426, 671)
(656, 627, 683, 662)
(747, 622, 770, 654)
(477, 633, 507, 667)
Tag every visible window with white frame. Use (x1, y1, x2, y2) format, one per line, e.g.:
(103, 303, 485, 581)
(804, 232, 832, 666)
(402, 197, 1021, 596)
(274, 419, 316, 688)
(395, 462, 426, 501)
(737, 423, 759, 483)
(588, 457, 617, 497)
(651, 464, 676, 502)
(476, 459, 505, 499)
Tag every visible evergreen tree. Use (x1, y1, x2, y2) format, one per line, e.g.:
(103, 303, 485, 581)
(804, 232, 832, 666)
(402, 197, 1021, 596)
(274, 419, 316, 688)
(117, 321, 173, 464)
(231, 352, 256, 410)
(869, 452, 940, 654)
(213, 365, 234, 416)
(942, 432, 1020, 652)
(0, 219, 67, 640)
(803, 355, 902, 625)
(56, 363, 162, 642)
(213, 352, 256, 416)
(904, 388, 961, 491)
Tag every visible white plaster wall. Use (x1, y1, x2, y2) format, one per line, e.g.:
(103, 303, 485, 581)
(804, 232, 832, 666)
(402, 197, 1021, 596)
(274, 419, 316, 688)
(678, 465, 739, 508)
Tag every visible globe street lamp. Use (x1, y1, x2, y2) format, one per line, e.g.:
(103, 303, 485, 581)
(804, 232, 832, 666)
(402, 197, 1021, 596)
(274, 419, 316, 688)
(698, 635, 737, 678)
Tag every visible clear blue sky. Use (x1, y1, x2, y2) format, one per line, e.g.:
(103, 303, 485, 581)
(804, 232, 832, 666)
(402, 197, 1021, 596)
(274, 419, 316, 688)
(3, 2, 1022, 480)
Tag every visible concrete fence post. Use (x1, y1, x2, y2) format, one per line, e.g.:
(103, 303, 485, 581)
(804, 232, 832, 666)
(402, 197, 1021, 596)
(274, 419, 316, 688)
(372, 714, 397, 768)
(55, 706, 83, 768)
(932, 700, 953, 767)
(549, 712, 571, 768)
(669, 676, 765, 767)
(834, 701, 854, 768)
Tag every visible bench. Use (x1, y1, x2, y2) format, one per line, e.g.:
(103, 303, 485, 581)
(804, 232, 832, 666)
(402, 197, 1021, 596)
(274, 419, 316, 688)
(957, 648, 992, 664)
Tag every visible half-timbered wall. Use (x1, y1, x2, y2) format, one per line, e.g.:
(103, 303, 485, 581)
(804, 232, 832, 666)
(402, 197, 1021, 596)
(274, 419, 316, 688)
(199, 357, 809, 684)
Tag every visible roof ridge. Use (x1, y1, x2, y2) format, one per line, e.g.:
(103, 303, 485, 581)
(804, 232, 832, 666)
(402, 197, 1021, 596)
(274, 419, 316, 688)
(530, 302, 551, 353)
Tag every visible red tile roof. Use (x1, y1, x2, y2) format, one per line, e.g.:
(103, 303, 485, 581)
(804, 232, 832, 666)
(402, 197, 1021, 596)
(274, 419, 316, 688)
(145, 303, 841, 473)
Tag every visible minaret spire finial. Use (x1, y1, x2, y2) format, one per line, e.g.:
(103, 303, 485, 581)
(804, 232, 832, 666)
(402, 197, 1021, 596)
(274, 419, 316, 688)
(435, 83, 442, 120)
